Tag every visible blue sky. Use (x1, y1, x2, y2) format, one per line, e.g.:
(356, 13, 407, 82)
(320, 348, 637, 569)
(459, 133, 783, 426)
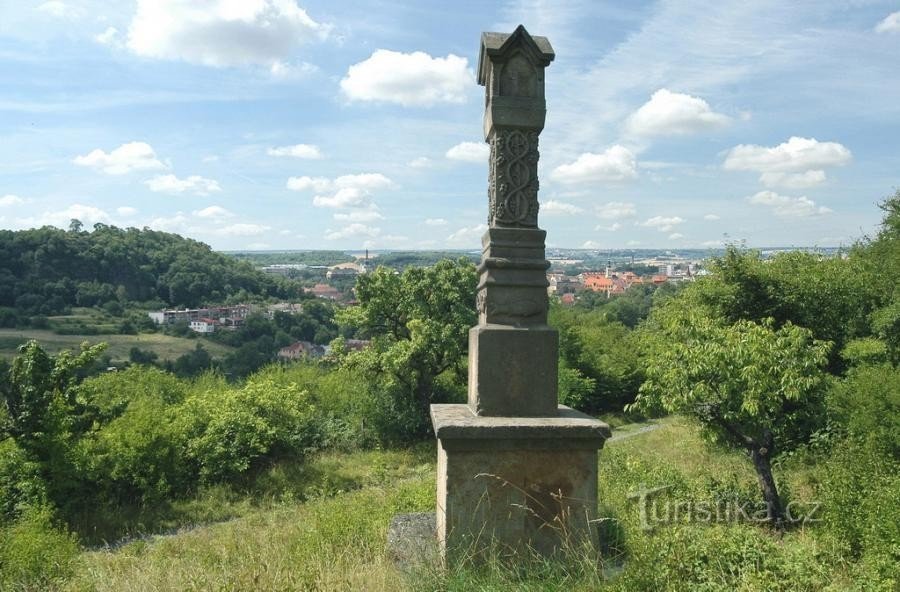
(1, 0, 898, 251)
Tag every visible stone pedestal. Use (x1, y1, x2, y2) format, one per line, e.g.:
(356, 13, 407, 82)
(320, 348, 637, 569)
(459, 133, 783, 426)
(428, 25, 610, 566)
(433, 404, 610, 561)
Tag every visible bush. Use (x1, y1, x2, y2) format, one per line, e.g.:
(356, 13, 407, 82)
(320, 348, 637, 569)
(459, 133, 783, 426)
(75, 395, 190, 503)
(0, 439, 49, 525)
(614, 523, 831, 591)
(177, 373, 320, 482)
(0, 506, 79, 591)
(815, 364, 900, 586)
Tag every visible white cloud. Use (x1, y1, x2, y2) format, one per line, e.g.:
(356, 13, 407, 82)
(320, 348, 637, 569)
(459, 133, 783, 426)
(215, 223, 270, 237)
(446, 142, 489, 163)
(446, 224, 487, 246)
(759, 170, 827, 189)
(116, 206, 138, 217)
(94, 26, 122, 47)
(595, 222, 622, 231)
(17, 204, 110, 230)
(701, 240, 725, 248)
(325, 223, 380, 240)
(582, 240, 604, 249)
(0, 195, 25, 207)
(73, 142, 166, 175)
(668, 232, 684, 240)
(703, 214, 720, 221)
(313, 187, 368, 209)
(333, 208, 383, 222)
(269, 60, 317, 79)
(147, 213, 190, 233)
(626, 240, 641, 247)
(126, 0, 330, 68)
(425, 218, 447, 226)
(551, 146, 638, 183)
(37, 1, 79, 18)
(723, 137, 851, 186)
(267, 144, 321, 159)
(595, 201, 637, 220)
(626, 89, 730, 136)
(639, 216, 685, 232)
(286, 176, 331, 192)
(875, 11, 900, 33)
(333, 173, 392, 191)
(289, 172, 393, 209)
(246, 242, 271, 250)
(193, 205, 234, 219)
(408, 157, 432, 168)
(747, 190, 832, 217)
(340, 50, 473, 106)
(145, 174, 221, 196)
(541, 200, 583, 215)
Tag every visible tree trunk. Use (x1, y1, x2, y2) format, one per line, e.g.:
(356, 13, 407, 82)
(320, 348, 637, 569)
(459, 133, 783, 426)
(750, 447, 785, 529)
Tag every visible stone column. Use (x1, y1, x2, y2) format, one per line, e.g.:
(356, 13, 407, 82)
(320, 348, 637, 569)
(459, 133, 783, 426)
(431, 25, 610, 564)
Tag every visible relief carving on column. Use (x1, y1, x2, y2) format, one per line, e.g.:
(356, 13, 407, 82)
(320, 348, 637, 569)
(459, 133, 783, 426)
(488, 129, 540, 228)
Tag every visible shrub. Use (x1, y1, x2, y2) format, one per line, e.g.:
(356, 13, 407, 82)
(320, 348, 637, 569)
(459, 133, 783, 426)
(74, 395, 190, 503)
(178, 374, 320, 482)
(0, 439, 49, 525)
(0, 506, 79, 591)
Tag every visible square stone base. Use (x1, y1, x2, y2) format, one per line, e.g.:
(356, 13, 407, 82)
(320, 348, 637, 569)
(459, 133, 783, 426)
(431, 404, 610, 563)
(468, 324, 558, 416)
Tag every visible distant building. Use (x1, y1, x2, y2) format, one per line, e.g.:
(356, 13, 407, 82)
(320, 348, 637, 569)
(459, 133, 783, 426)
(148, 305, 252, 327)
(278, 341, 326, 360)
(547, 273, 581, 295)
(344, 339, 370, 351)
(189, 318, 217, 333)
(306, 284, 342, 300)
(266, 302, 304, 318)
(560, 293, 576, 306)
(581, 271, 645, 296)
(261, 264, 308, 276)
(326, 261, 367, 280)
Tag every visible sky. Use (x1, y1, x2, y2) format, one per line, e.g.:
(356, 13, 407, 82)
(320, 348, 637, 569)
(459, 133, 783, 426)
(0, 0, 898, 251)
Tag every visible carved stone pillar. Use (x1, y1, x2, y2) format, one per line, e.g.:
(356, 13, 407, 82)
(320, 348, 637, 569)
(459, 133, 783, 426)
(431, 25, 610, 565)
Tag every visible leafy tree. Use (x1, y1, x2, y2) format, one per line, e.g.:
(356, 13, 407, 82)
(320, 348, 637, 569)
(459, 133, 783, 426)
(551, 305, 644, 412)
(0, 225, 308, 315)
(2, 341, 107, 455)
(680, 246, 878, 372)
(128, 346, 159, 366)
(632, 309, 830, 528)
(170, 344, 214, 378)
(335, 259, 477, 439)
(0, 341, 107, 509)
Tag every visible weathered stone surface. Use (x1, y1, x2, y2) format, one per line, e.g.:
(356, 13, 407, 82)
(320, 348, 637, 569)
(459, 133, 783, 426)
(436, 432, 599, 561)
(432, 404, 611, 447)
(434, 405, 609, 561)
(467, 325, 559, 417)
(386, 512, 438, 572)
(430, 25, 609, 567)
(476, 227, 550, 327)
(478, 26, 555, 143)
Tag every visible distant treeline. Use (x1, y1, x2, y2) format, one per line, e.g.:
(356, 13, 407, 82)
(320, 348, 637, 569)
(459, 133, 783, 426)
(228, 250, 355, 267)
(0, 224, 307, 317)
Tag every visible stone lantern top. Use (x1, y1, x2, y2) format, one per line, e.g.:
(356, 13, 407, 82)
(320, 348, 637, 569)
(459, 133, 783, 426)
(477, 25, 555, 139)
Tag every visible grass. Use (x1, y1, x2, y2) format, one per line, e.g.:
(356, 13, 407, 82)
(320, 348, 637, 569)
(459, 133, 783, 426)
(58, 418, 869, 591)
(0, 329, 234, 363)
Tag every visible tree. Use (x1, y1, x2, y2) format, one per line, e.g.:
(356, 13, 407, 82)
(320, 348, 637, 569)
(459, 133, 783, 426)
(632, 310, 830, 528)
(335, 259, 477, 438)
(1, 341, 107, 508)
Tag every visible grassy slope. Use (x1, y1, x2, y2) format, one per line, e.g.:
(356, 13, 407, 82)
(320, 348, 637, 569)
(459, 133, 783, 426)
(65, 418, 855, 592)
(0, 329, 233, 362)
